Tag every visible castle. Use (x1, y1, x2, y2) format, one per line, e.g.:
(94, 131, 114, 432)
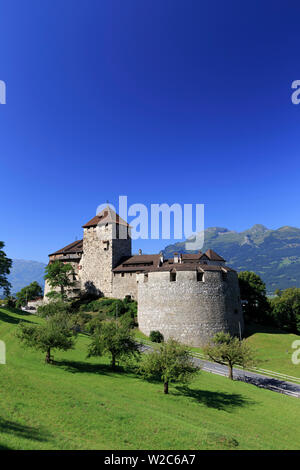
(44, 207, 244, 346)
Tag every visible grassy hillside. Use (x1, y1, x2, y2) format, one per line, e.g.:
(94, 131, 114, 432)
(163, 225, 300, 294)
(0, 307, 300, 450)
(244, 325, 300, 378)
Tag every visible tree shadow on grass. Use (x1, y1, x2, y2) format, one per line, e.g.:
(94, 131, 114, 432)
(0, 417, 49, 444)
(55, 359, 125, 376)
(0, 443, 12, 450)
(244, 322, 289, 338)
(174, 386, 256, 412)
(0, 310, 32, 325)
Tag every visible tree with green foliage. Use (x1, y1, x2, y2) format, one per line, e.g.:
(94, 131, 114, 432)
(16, 281, 43, 308)
(203, 332, 258, 380)
(238, 271, 271, 324)
(37, 300, 73, 318)
(44, 261, 75, 300)
(0, 241, 12, 297)
(270, 288, 300, 334)
(87, 320, 140, 370)
(16, 314, 76, 363)
(139, 338, 200, 394)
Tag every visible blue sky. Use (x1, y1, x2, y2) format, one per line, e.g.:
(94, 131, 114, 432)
(1, 0, 300, 262)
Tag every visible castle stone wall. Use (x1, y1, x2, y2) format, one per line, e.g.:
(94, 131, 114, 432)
(137, 270, 244, 347)
(112, 272, 138, 300)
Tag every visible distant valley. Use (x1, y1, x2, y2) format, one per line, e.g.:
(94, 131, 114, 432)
(8, 259, 46, 295)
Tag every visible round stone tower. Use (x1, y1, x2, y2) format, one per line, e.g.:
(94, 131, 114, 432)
(137, 265, 243, 347)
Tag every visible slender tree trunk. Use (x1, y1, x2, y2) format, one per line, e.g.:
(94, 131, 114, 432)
(45, 347, 51, 364)
(164, 382, 169, 394)
(228, 363, 233, 380)
(111, 354, 116, 370)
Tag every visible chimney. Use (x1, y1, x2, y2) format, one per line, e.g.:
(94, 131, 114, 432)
(173, 252, 179, 263)
(138, 249, 142, 255)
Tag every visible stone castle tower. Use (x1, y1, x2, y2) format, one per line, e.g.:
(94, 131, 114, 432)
(79, 207, 131, 297)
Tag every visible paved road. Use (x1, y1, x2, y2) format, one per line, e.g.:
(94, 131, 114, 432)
(140, 344, 300, 398)
(193, 356, 300, 398)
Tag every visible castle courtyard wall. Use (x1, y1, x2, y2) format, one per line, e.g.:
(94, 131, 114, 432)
(112, 272, 138, 300)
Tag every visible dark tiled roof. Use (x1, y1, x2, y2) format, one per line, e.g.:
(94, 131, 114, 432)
(49, 239, 83, 256)
(181, 252, 203, 260)
(83, 207, 130, 228)
(113, 251, 233, 273)
(204, 249, 225, 261)
(113, 254, 161, 272)
(122, 254, 161, 266)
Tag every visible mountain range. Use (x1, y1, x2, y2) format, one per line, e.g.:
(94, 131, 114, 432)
(162, 224, 300, 294)
(7, 259, 47, 295)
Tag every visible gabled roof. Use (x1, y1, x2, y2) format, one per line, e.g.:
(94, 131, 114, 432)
(204, 249, 225, 261)
(82, 206, 130, 228)
(181, 252, 203, 261)
(49, 239, 83, 256)
(113, 254, 161, 273)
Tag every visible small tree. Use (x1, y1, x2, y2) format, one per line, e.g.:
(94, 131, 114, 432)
(87, 320, 140, 370)
(44, 261, 75, 300)
(16, 281, 43, 308)
(203, 332, 258, 380)
(16, 314, 76, 363)
(139, 338, 200, 394)
(0, 241, 12, 297)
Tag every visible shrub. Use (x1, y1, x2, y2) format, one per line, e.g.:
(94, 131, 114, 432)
(37, 301, 73, 318)
(149, 330, 164, 343)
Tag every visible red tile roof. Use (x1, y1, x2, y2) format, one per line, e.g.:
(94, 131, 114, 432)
(49, 239, 83, 256)
(82, 207, 130, 228)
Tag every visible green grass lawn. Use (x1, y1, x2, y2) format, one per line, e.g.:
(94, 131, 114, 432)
(0, 307, 300, 450)
(244, 324, 300, 378)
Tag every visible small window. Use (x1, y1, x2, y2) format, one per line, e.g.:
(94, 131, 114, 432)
(121, 273, 125, 277)
(234, 308, 238, 314)
(170, 272, 176, 282)
(197, 272, 203, 282)
(144, 274, 148, 283)
(222, 271, 227, 281)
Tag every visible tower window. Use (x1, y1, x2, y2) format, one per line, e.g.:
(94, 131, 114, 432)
(144, 274, 148, 283)
(197, 272, 204, 282)
(170, 272, 176, 282)
(222, 271, 227, 281)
